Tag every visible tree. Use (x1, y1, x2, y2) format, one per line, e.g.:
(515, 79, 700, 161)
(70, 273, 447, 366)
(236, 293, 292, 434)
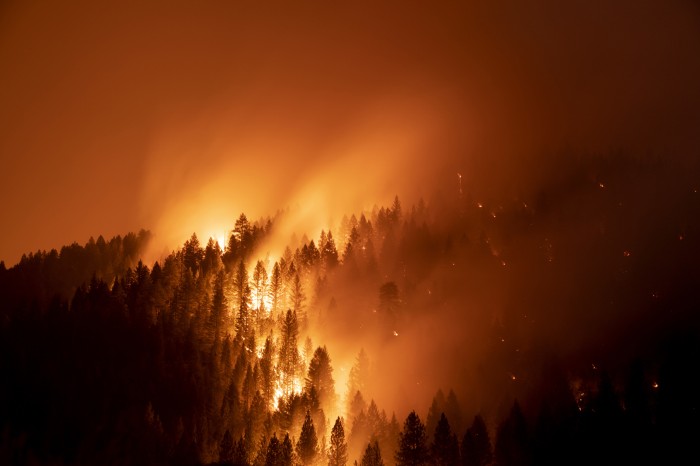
(378, 282, 400, 335)
(425, 391, 446, 443)
(328, 417, 348, 466)
(269, 262, 282, 317)
(233, 260, 249, 311)
(220, 429, 234, 464)
(235, 284, 253, 350)
(494, 401, 530, 466)
(348, 391, 367, 425)
(431, 413, 459, 466)
(396, 411, 429, 466)
(278, 310, 301, 395)
(297, 410, 319, 465)
(260, 336, 276, 408)
(306, 346, 337, 416)
(445, 391, 463, 440)
(203, 237, 223, 275)
(347, 350, 370, 412)
(461, 415, 491, 466)
(234, 213, 253, 257)
(183, 232, 204, 272)
(361, 441, 384, 466)
(291, 273, 306, 327)
(321, 231, 339, 270)
(252, 260, 269, 312)
(281, 433, 294, 466)
(266, 434, 282, 466)
(391, 196, 402, 223)
(207, 270, 227, 344)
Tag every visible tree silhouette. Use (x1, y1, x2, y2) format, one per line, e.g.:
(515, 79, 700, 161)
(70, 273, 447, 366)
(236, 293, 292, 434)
(396, 411, 429, 466)
(278, 310, 301, 395)
(461, 415, 491, 466)
(361, 441, 385, 466)
(494, 401, 530, 466)
(296, 410, 319, 465)
(328, 417, 348, 466)
(306, 345, 337, 416)
(431, 413, 459, 466)
(220, 429, 234, 464)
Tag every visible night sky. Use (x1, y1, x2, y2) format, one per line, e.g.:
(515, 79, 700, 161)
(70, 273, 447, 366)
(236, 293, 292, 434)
(1, 0, 699, 264)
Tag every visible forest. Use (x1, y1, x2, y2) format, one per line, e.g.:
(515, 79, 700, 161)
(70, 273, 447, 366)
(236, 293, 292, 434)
(1, 154, 699, 466)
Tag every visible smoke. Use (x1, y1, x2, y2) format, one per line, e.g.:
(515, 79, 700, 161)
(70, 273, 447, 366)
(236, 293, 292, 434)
(138, 89, 451, 260)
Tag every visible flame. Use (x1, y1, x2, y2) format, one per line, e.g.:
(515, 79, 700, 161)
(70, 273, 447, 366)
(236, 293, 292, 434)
(216, 233, 226, 250)
(272, 375, 304, 410)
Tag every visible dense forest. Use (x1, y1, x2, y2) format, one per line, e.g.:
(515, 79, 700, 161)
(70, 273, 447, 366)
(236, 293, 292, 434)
(1, 155, 699, 465)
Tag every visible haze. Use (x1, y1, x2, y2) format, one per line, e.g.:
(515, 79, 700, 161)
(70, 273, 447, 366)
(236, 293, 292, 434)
(2, 0, 698, 265)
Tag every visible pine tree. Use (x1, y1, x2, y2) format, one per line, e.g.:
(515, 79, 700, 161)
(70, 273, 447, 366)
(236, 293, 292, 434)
(361, 441, 384, 466)
(266, 434, 282, 466)
(348, 391, 367, 426)
(297, 410, 319, 465)
(396, 411, 429, 466)
(278, 309, 301, 395)
(207, 270, 227, 344)
(252, 260, 268, 312)
(461, 415, 492, 466)
(347, 349, 370, 412)
(306, 346, 337, 417)
(281, 433, 294, 466)
(425, 391, 446, 442)
(391, 195, 402, 223)
(260, 336, 276, 408)
(445, 391, 463, 438)
(431, 413, 459, 466)
(269, 262, 282, 317)
(328, 417, 348, 466)
(220, 429, 235, 464)
(233, 260, 249, 310)
(291, 273, 306, 327)
(494, 401, 530, 466)
(321, 231, 339, 270)
(235, 284, 253, 348)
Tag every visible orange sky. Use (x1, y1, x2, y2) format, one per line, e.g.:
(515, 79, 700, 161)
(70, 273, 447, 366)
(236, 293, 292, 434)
(1, 0, 699, 265)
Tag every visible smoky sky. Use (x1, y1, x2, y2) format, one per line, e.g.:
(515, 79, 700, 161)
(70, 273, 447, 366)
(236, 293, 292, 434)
(1, 0, 699, 265)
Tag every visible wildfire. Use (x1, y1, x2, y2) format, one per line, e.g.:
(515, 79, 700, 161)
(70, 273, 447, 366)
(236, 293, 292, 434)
(272, 374, 304, 410)
(216, 233, 226, 250)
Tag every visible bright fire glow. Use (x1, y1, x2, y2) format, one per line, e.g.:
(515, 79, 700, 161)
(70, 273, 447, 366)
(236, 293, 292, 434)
(216, 233, 226, 250)
(272, 374, 304, 410)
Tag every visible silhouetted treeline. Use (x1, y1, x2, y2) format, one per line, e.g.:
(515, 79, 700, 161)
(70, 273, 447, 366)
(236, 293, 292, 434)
(0, 230, 151, 311)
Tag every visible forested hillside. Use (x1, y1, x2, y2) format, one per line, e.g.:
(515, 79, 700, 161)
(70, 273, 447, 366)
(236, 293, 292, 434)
(1, 155, 699, 465)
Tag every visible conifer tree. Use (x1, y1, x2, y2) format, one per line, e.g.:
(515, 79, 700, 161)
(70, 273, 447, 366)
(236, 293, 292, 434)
(361, 441, 384, 466)
(281, 433, 294, 466)
(494, 401, 529, 466)
(266, 434, 282, 466)
(396, 411, 429, 466)
(306, 346, 337, 417)
(328, 417, 348, 466)
(297, 410, 319, 465)
(278, 310, 301, 395)
(219, 429, 234, 464)
(431, 413, 459, 466)
(461, 415, 492, 466)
